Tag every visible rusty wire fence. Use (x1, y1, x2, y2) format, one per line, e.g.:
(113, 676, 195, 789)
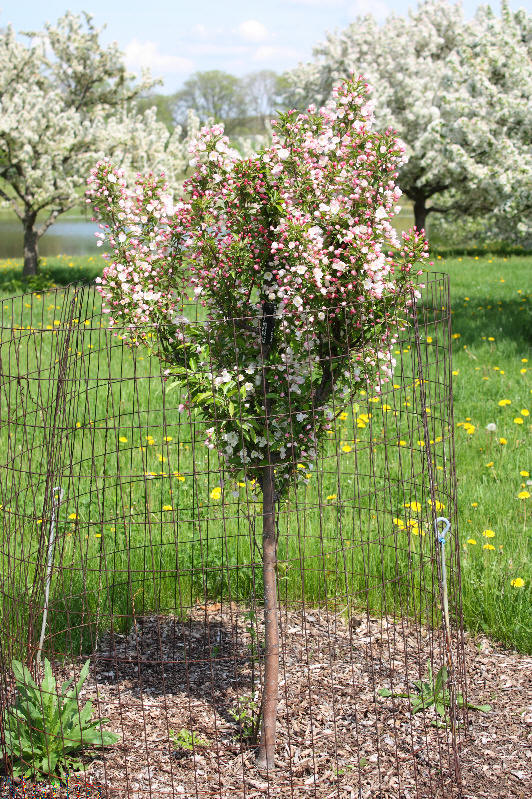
(0, 274, 466, 798)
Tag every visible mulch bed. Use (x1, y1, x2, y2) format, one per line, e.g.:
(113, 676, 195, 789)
(2, 606, 530, 798)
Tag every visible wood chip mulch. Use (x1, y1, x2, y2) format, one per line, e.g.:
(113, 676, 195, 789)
(2, 606, 530, 799)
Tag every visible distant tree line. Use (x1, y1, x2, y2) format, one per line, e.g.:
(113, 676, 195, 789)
(137, 69, 291, 135)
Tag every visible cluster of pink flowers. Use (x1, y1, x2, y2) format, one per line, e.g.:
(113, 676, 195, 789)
(87, 76, 429, 496)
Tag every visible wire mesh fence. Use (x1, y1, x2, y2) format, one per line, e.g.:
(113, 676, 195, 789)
(0, 273, 467, 798)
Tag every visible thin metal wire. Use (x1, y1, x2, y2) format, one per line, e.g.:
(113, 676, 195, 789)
(0, 275, 466, 798)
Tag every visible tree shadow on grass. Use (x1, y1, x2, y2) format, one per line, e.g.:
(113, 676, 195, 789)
(0, 264, 99, 294)
(450, 297, 531, 349)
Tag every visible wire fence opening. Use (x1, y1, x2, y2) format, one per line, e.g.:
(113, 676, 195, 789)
(0, 273, 467, 798)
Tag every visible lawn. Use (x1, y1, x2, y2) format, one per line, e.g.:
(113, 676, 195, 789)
(434, 253, 531, 652)
(0, 253, 529, 656)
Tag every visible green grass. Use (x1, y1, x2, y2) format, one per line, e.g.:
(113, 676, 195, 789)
(434, 254, 531, 652)
(0, 255, 529, 659)
(0, 255, 102, 293)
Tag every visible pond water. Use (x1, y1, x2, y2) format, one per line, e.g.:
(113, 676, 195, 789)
(0, 217, 99, 258)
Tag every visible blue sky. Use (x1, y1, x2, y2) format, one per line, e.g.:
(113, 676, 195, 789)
(4, 0, 529, 92)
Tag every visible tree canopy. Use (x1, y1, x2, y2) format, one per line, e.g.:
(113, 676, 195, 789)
(287, 0, 532, 241)
(0, 12, 195, 275)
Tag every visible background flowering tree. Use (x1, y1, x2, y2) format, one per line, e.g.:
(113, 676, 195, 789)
(0, 12, 198, 276)
(286, 0, 532, 242)
(87, 75, 428, 771)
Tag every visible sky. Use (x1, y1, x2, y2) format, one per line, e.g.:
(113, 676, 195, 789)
(3, 0, 530, 92)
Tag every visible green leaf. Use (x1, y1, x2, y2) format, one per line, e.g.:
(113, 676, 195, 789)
(11, 660, 36, 690)
(65, 660, 90, 701)
(468, 702, 492, 713)
(434, 665, 447, 697)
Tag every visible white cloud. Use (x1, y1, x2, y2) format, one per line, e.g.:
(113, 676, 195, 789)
(348, 0, 391, 21)
(124, 39, 194, 74)
(253, 44, 304, 62)
(191, 24, 208, 38)
(186, 42, 250, 57)
(237, 20, 270, 42)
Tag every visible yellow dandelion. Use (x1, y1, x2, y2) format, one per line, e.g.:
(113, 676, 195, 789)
(482, 529, 495, 538)
(482, 543, 495, 551)
(514, 417, 524, 425)
(210, 486, 222, 500)
(119, 436, 128, 443)
(68, 513, 78, 520)
(162, 505, 173, 511)
(327, 494, 337, 501)
(521, 409, 529, 417)
(520, 471, 530, 477)
(498, 399, 511, 406)
(428, 499, 445, 511)
(398, 440, 407, 446)
(488, 337, 495, 342)
(499, 438, 507, 445)
(486, 462, 494, 468)
(163, 436, 173, 442)
(339, 412, 348, 420)
(393, 518, 405, 528)
(426, 336, 433, 343)
(510, 578, 525, 588)
(518, 491, 530, 500)
(172, 472, 185, 481)
(471, 502, 478, 507)
(342, 444, 352, 453)
(466, 538, 477, 545)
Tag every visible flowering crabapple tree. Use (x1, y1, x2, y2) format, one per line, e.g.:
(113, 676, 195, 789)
(87, 75, 428, 771)
(0, 12, 197, 277)
(287, 0, 532, 241)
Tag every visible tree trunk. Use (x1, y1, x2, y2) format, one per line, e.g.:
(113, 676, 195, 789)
(22, 220, 39, 277)
(256, 463, 279, 772)
(413, 196, 428, 234)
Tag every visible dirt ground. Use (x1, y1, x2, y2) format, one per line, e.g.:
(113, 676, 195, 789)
(1, 606, 530, 799)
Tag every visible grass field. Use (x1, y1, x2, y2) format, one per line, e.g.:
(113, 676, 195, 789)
(0, 253, 529, 656)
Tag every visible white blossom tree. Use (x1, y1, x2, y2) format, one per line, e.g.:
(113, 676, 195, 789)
(0, 12, 198, 276)
(287, 0, 532, 239)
